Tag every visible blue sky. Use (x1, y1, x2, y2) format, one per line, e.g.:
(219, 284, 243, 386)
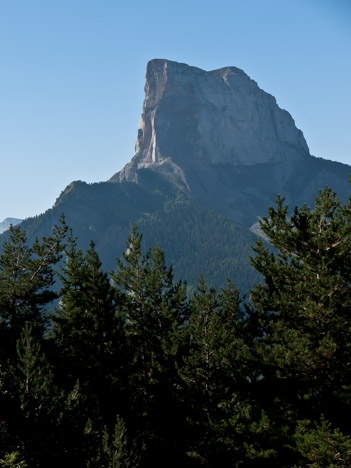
(0, 0, 350, 221)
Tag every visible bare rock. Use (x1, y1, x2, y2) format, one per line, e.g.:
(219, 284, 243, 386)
(109, 59, 350, 227)
(110, 59, 309, 185)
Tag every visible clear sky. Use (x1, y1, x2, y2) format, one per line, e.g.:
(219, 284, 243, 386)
(1, 0, 350, 221)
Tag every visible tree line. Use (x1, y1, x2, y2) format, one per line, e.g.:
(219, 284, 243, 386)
(0, 185, 350, 467)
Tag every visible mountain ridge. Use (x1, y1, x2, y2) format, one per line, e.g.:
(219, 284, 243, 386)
(1, 59, 350, 290)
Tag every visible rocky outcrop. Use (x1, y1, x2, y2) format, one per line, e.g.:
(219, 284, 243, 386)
(109, 59, 350, 227)
(110, 59, 310, 185)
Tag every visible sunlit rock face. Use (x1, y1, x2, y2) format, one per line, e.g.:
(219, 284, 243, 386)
(109, 59, 349, 226)
(110, 58, 309, 185)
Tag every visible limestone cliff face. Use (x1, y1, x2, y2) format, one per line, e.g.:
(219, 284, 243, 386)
(109, 59, 350, 227)
(110, 59, 310, 185)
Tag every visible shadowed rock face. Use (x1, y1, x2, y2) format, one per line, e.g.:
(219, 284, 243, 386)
(109, 59, 350, 227)
(110, 59, 309, 184)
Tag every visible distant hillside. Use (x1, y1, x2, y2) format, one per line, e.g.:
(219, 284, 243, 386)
(1, 175, 260, 293)
(0, 217, 22, 234)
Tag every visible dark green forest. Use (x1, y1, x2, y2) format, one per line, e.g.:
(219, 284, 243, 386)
(0, 185, 350, 467)
(2, 176, 261, 295)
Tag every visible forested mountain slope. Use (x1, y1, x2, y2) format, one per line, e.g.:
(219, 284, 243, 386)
(1, 173, 260, 293)
(1, 59, 350, 290)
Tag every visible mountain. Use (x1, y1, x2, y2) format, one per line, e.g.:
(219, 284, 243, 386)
(6, 175, 261, 294)
(110, 59, 350, 227)
(0, 217, 22, 234)
(1, 59, 350, 291)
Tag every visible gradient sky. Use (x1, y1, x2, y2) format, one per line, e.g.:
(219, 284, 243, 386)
(1, 0, 350, 221)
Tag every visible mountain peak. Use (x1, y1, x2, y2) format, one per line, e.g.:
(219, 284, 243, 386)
(110, 59, 310, 185)
(145, 58, 248, 80)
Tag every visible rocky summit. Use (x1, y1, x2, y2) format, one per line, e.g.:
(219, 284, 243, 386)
(1, 59, 350, 291)
(110, 59, 350, 226)
(111, 59, 309, 176)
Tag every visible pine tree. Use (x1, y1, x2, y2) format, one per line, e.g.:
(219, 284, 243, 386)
(178, 277, 259, 465)
(87, 416, 140, 468)
(112, 226, 188, 463)
(249, 185, 351, 464)
(0, 217, 67, 358)
(179, 277, 219, 421)
(10, 324, 61, 465)
(15, 323, 54, 415)
(54, 235, 124, 399)
(0, 217, 67, 464)
(52, 233, 125, 464)
(294, 416, 351, 467)
(113, 225, 188, 388)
